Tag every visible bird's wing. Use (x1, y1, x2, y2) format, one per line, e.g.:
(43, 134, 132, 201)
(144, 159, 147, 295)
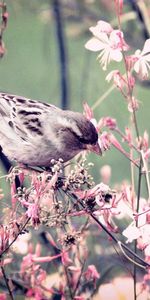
(0, 93, 59, 141)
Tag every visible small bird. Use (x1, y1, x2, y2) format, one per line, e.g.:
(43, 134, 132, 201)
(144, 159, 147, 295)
(0, 93, 101, 167)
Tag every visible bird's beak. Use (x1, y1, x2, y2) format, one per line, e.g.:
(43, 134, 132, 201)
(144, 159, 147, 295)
(87, 140, 102, 155)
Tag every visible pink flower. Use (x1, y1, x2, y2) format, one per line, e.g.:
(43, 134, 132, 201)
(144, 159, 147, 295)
(26, 202, 40, 226)
(33, 254, 62, 263)
(3, 258, 12, 266)
(122, 184, 134, 207)
(0, 189, 4, 200)
(83, 102, 94, 120)
(144, 148, 150, 160)
(99, 132, 111, 151)
(133, 39, 150, 79)
(0, 225, 10, 254)
(106, 70, 126, 89)
(13, 232, 31, 254)
(125, 55, 137, 72)
(142, 131, 149, 151)
(10, 181, 17, 208)
(89, 20, 113, 35)
(144, 271, 150, 285)
(136, 131, 150, 159)
(61, 251, 73, 266)
(106, 69, 135, 91)
(85, 21, 129, 70)
(124, 127, 132, 144)
(84, 265, 100, 287)
(110, 134, 130, 158)
(0, 294, 7, 300)
(83, 102, 98, 129)
(114, 0, 124, 16)
(128, 96, 139, 112)
(0, 41, 6, 58)
(18, 171, 25, 185)
(26, 287, 43, 300)
(44, 232, 58, 248)
(100, 165, 111, 184)
(101, 117, 117, 130)
(144, 244, 150, 257)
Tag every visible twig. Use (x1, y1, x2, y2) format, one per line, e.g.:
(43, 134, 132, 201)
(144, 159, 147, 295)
(64, 265, 74, 300)
(73, 257, 86, 298)
(73, 195, 149, 268)
(90, 211, 149, 268)
(111, 140, 139, 168)
(92, 84, 115, 110)
(133, 156, 143, 300)
(0, 217, 30, 258)
(112, 243, 134, 278)
(118, 242, 145, 269)
(141, 150, 150, 202)
(115, 127, 140, 154)
(1, 264, 14, 300)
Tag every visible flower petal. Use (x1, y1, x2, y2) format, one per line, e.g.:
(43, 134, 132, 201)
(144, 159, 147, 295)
(97, 20, 113, 33)
(141, 39, 150, 55)
(110, 49, 123, 62)
(89, 22, 112, 38)
(85, 37, 105, 52)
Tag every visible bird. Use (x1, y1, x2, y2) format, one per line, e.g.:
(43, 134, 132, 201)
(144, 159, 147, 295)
(0, 92, 102, 167)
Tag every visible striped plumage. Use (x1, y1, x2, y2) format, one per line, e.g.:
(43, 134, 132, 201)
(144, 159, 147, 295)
(0, 93, 101, 167)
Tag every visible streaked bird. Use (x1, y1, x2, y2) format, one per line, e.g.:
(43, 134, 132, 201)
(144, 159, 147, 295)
(0, 93, 101, 167)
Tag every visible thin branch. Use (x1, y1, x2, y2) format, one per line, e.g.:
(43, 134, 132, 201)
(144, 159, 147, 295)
(73, 258, 86, 298)
(64, 265, 74, 300)
(0, 217, 30, 258)
(92, 84, 115, 110)
(111, 142, 139, 168)
(74, 195, 149, 268)
(1, 264, 14, 300)
(115, 127, 140, 154)
(133, 156, 142, 300)
(141, 150, 150, 202)
(118, 242, 145, 269)
(89, 210, 149, 268)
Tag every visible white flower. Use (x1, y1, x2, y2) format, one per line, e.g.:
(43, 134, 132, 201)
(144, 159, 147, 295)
(133, 39, 150, 79)
(85, 20, 129, 70)
(123, 222, 141, 243)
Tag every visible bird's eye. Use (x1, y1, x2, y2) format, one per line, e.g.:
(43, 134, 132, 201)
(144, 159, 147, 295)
(78, 136, 89, 144)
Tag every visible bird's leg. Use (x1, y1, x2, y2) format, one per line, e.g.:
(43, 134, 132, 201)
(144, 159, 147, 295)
(45, 166, 53, 172)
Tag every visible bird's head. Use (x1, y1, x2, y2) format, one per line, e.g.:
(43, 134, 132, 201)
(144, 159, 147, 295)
(53, 111, 102, 159)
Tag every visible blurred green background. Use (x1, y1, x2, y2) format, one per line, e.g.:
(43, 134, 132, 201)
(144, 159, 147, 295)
(0, 1, 149, 296)
(0, 0, 150, 185)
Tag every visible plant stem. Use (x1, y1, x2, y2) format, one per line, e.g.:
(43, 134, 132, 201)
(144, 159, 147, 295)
(74, 196, 149, 268)
(115, 127, 140, 154)
(0, 217, 30, 258)
(141, 150, 150, 202)
(1, 264, 14, 300)
(133, 156, 142, 300)
(89, 211, 148, 266)
(64, 265, 74, 300)
(73, 258, 86, 298)
(92, 84, 115, 110)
